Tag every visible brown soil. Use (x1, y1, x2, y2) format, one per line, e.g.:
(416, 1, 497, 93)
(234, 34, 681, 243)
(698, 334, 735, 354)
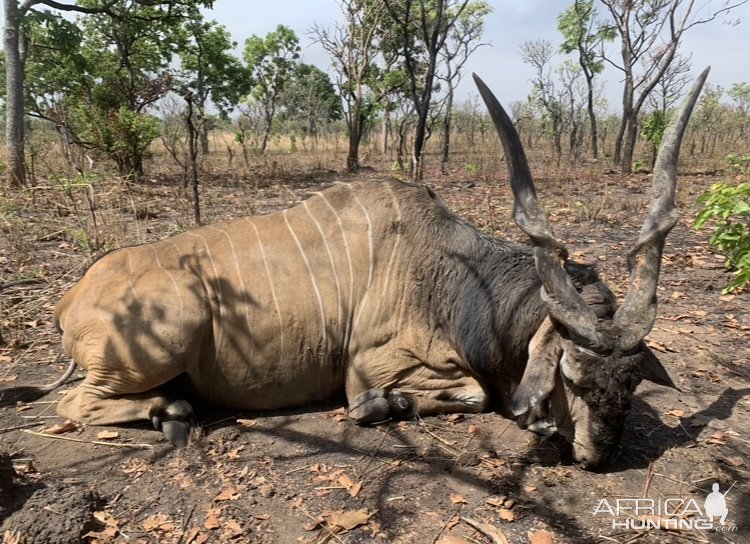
(1, 160, 748, 544)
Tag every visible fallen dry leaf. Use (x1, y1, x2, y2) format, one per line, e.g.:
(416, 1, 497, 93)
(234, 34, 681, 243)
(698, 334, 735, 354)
(43, 420, 78, 434)
(214, 487, 240, 501)
(96, 430, 120, 440)
(236, 418, 256, 428)
(721, 456, 745, 467)
(227, 446, 244, 460)
(120, 457, 149, 475)
(666, 409, 685, 418)
(222, 519, 243, 538)
(182, 527, 200, 544)
(498, 508, 515, 522)
(485, 496, 506, 508)
(327, 509, 373, 531)
(93, 511, 118, 528)
(450, 494, 467, 505)
(204, 507, 223, 530)
(142, 513, 174, 532)
(528, 529, 555, 544)
(329, 407, 347, 422)
(83, 527, 117, 542)
(349, 480, 363, 498)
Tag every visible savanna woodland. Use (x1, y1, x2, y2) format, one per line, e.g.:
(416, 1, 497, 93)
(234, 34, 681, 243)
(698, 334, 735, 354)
(1, 1, 749, 543)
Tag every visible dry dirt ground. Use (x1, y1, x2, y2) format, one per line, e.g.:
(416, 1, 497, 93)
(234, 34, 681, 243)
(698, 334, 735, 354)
(0, 161, 748, 544)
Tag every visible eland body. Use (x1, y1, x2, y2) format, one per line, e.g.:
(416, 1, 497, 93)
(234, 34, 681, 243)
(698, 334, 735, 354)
(1, 71, 708, 469)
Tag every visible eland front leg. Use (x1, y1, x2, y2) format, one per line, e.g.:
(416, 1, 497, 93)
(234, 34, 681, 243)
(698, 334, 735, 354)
(345, 343, 488, 424)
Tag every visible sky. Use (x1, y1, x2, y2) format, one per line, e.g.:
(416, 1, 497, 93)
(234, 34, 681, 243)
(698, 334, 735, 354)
(202, 0, 750, 113)
(200, 0, 750, 111)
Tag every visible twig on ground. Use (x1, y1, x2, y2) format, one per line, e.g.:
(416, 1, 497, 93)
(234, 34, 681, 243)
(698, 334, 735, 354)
(460, 517, 509, 544)
(432, 506, 463, 544)
(21, 429, 153, 449)
(0, 421, 44, 433)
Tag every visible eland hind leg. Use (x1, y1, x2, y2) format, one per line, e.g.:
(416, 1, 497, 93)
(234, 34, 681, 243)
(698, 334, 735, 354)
(55, 266, 210, 446)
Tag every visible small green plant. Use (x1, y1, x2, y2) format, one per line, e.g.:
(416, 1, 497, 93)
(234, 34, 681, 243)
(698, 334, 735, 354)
(632, 159, 648, 173)
(695, 181, 750, 293)
(724, 152, 750, 175)
(464, 163, 478, 174)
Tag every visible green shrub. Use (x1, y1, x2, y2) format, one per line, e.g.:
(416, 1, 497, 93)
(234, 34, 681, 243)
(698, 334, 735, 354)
(695, 181, 750, 293)
(725, 153, 750, 175)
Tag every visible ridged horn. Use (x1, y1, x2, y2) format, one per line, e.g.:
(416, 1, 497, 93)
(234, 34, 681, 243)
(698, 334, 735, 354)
(473, 73, 605, 351)
(613, 67, 710, 351)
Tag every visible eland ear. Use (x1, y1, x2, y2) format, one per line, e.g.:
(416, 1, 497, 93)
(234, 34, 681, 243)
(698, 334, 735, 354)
(640, 343, 679, 390)
(511, 318, 563, 416)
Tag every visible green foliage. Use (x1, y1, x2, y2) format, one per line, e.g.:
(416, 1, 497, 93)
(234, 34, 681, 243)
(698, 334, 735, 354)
(695, 182, 750, 293)
(281, 63, 341, 139)
(176, 20, 249, 117)
(632, 159, 648, 173)
(244, 24, 300, 102)
(641, 109, 666, 149)
(242, 25, 301, 152)
(76, 106, 160, 175)
(724, 153, 750, 175)
(20, 0, 212, 176)
(557, 0, 614, 74)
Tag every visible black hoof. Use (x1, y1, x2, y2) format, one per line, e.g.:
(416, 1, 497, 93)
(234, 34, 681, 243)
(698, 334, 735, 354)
(348, 388, 414, 424)
(152, 400, 195, 447)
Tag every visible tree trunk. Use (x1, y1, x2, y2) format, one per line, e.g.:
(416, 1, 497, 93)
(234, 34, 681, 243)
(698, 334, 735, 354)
(585, 75, 598, 158)
(440, 87, 454, 175)
(620, 113, 637, 174)
(185, 96, 201, 226)
(346, 105, 361, 172)
(200, 124, 210, 154)
(412, 112, 427, 181)
(381, 103, 391, 155)
(4, 0, 26, 188)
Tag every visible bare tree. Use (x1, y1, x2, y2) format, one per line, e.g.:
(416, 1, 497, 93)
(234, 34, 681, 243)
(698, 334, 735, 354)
(383, 0, 471, 180)
(558, 60, 587, 162)
(600, 0, 746, 172)
(437, 0, 491, 174)
(521, 39, 564, 165)
(312, 0, 385, 172)
(557, 0, 613, 158)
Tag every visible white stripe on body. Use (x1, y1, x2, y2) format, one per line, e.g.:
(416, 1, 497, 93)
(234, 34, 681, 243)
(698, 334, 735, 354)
(185, 232, 224, 364)
(348, 185, 374, 329)
(205, 226, 255, 355)
(303, 200, 344, 331)
(283, 209, 328, 349)
(381, 183, 403, 296)
(150, 245, 185, 319)
(246, 218, 284, 367)
(125, 251, 145, 354)
(316, 191, 355, 355)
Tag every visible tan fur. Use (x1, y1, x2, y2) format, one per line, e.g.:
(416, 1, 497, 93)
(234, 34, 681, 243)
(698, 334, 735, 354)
(54, 180, 485, 426)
